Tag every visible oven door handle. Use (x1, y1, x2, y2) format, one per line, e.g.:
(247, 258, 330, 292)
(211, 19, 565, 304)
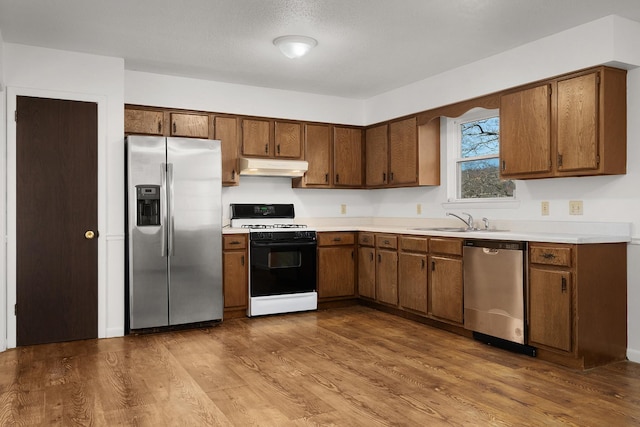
(250, 240, 317, 248)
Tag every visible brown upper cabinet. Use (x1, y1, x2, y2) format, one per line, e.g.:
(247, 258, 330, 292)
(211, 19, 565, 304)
(214, 115, 241, 186)
(170, 112, 209, 139)
(297, 123, 332, 187)
(500, 66, 626, 179)
(125, 108, 164, 136)
(365, 116, 440, 188)
(241, 118, 303, 159)
(333, 126, 363, 187)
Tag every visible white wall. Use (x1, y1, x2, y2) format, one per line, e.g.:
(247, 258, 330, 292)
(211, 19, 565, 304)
(125, 71, 366, 126)
(0, 28, 6, 351)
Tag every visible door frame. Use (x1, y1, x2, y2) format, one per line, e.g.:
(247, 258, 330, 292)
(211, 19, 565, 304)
(5, 87, 108, 348)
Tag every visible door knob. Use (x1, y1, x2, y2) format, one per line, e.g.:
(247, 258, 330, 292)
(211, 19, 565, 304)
(85, 230, 97, 239)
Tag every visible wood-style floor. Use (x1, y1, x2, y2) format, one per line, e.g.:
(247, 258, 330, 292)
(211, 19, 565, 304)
(1, 306, 639, 426)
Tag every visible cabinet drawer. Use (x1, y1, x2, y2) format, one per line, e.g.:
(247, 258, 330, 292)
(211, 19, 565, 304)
(223, 234, 247, 250)
(400, 236, 428, 253)
(376, 234, 398, 250)
(429, 238, 462, 256)
(318, 232, 355, 246)
(358, 232, 375, 247)
(530, 245, 572, 267)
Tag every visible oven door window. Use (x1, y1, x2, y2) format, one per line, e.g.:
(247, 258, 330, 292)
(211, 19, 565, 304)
(250, 243, 316, 297)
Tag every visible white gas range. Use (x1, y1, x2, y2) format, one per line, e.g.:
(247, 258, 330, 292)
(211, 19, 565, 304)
(230, 204, 317, 317)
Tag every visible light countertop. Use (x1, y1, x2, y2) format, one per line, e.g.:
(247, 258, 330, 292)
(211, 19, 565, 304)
(223, 218, 631, 244)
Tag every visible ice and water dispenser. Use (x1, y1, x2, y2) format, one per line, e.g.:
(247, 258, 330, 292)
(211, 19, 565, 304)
(136, 185, 161, 226)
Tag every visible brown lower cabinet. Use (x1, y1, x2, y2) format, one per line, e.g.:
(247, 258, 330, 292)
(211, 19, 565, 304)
(428, 238, 464, 325)
(376, 235, 398, 306)
(398, 236, 429, 314)
(317, 232, 357, 300)
(528, 242, 627, 369)
(222, 234, 248, 318)
(220, 230, 627, 369)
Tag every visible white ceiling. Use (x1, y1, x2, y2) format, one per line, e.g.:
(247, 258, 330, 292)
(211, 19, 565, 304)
(1, 0, 640, 99)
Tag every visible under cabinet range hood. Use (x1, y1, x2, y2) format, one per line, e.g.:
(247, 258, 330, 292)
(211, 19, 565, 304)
(239, 157, 308, 177)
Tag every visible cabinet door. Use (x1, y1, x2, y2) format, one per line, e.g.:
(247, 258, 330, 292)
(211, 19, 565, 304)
(318, 247, 356, 298)
(500, 84, 552, 177)
(358, 247, 376, 299)
(274, 121, 302, 158)
(557, 72, 599, 172)
(170, 113, 209, 138)
(529, 267, 572, 352)
(430, 256, 463, 323)
(333, 127, 363, 187)
(215, 116, 240, 186)
(223, 251, 247, 309)
(304, 124, 331, 186)
(365, 124, 388, 186)
(389, 117, 417, 185)
(242, 119, 272, 157)
(125, 108, 164, 135)
(376, 250, 398, 305)
(398, 252, 427, 313)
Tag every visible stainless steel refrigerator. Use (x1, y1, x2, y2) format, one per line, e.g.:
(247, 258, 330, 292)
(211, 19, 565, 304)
(125, 135, 222, 330)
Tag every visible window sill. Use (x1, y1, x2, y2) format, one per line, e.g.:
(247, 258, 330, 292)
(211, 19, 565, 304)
(442, 199, 521, 210)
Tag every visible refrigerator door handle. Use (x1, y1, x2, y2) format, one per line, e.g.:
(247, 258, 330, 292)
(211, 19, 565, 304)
(167, 163, 175, 256)
(161, 163, 168, 257)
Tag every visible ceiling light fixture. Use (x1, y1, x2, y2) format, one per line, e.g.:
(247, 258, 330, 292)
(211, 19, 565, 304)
(273, 35, 317, 59)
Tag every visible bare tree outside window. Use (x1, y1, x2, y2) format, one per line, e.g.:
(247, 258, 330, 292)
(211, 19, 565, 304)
(458, 117, 514, 199)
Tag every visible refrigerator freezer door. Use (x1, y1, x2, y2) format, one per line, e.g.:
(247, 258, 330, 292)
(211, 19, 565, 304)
(167, 137, 223, 325)
(127, 136, 169, 329)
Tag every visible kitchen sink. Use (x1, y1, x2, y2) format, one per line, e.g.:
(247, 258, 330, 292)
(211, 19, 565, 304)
(412, 227, 510, 233)
(412, 227, 468, 232)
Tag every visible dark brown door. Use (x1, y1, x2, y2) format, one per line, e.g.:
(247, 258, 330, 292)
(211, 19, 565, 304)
(16, 96, 98, 346)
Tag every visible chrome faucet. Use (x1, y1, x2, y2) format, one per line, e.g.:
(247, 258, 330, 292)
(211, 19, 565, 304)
(482, 217, 490, 230)
(446, 212, 475, 230)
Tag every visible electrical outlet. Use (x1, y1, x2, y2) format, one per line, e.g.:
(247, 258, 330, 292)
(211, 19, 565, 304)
(541, 201, 550, 216)
(340, 204, 347, 215)
(416, 204, 422, 215)
(569, 200, 583, 215)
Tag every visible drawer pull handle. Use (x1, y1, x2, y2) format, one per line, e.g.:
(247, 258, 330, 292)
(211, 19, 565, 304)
(542, 252, 556, 259)
(333, 238, 342, 242)
(561, 277, 567, 293)
(229, 241, 241, 245)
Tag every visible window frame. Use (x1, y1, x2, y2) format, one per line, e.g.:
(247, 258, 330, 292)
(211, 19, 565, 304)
(445, 108, 518, 207)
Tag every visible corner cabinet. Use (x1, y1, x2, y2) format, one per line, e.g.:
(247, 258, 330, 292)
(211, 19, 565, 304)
(528, 242, 627, 369)
(222, 234, 248, 319)
(317, 232, 357, 301)
(500, 66, 626, 179)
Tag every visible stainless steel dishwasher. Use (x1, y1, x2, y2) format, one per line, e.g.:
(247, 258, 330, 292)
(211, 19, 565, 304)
(463, 239, 535, 356)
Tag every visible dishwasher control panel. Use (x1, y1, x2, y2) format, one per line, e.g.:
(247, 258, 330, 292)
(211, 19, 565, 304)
(463, 239, 525, 251)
